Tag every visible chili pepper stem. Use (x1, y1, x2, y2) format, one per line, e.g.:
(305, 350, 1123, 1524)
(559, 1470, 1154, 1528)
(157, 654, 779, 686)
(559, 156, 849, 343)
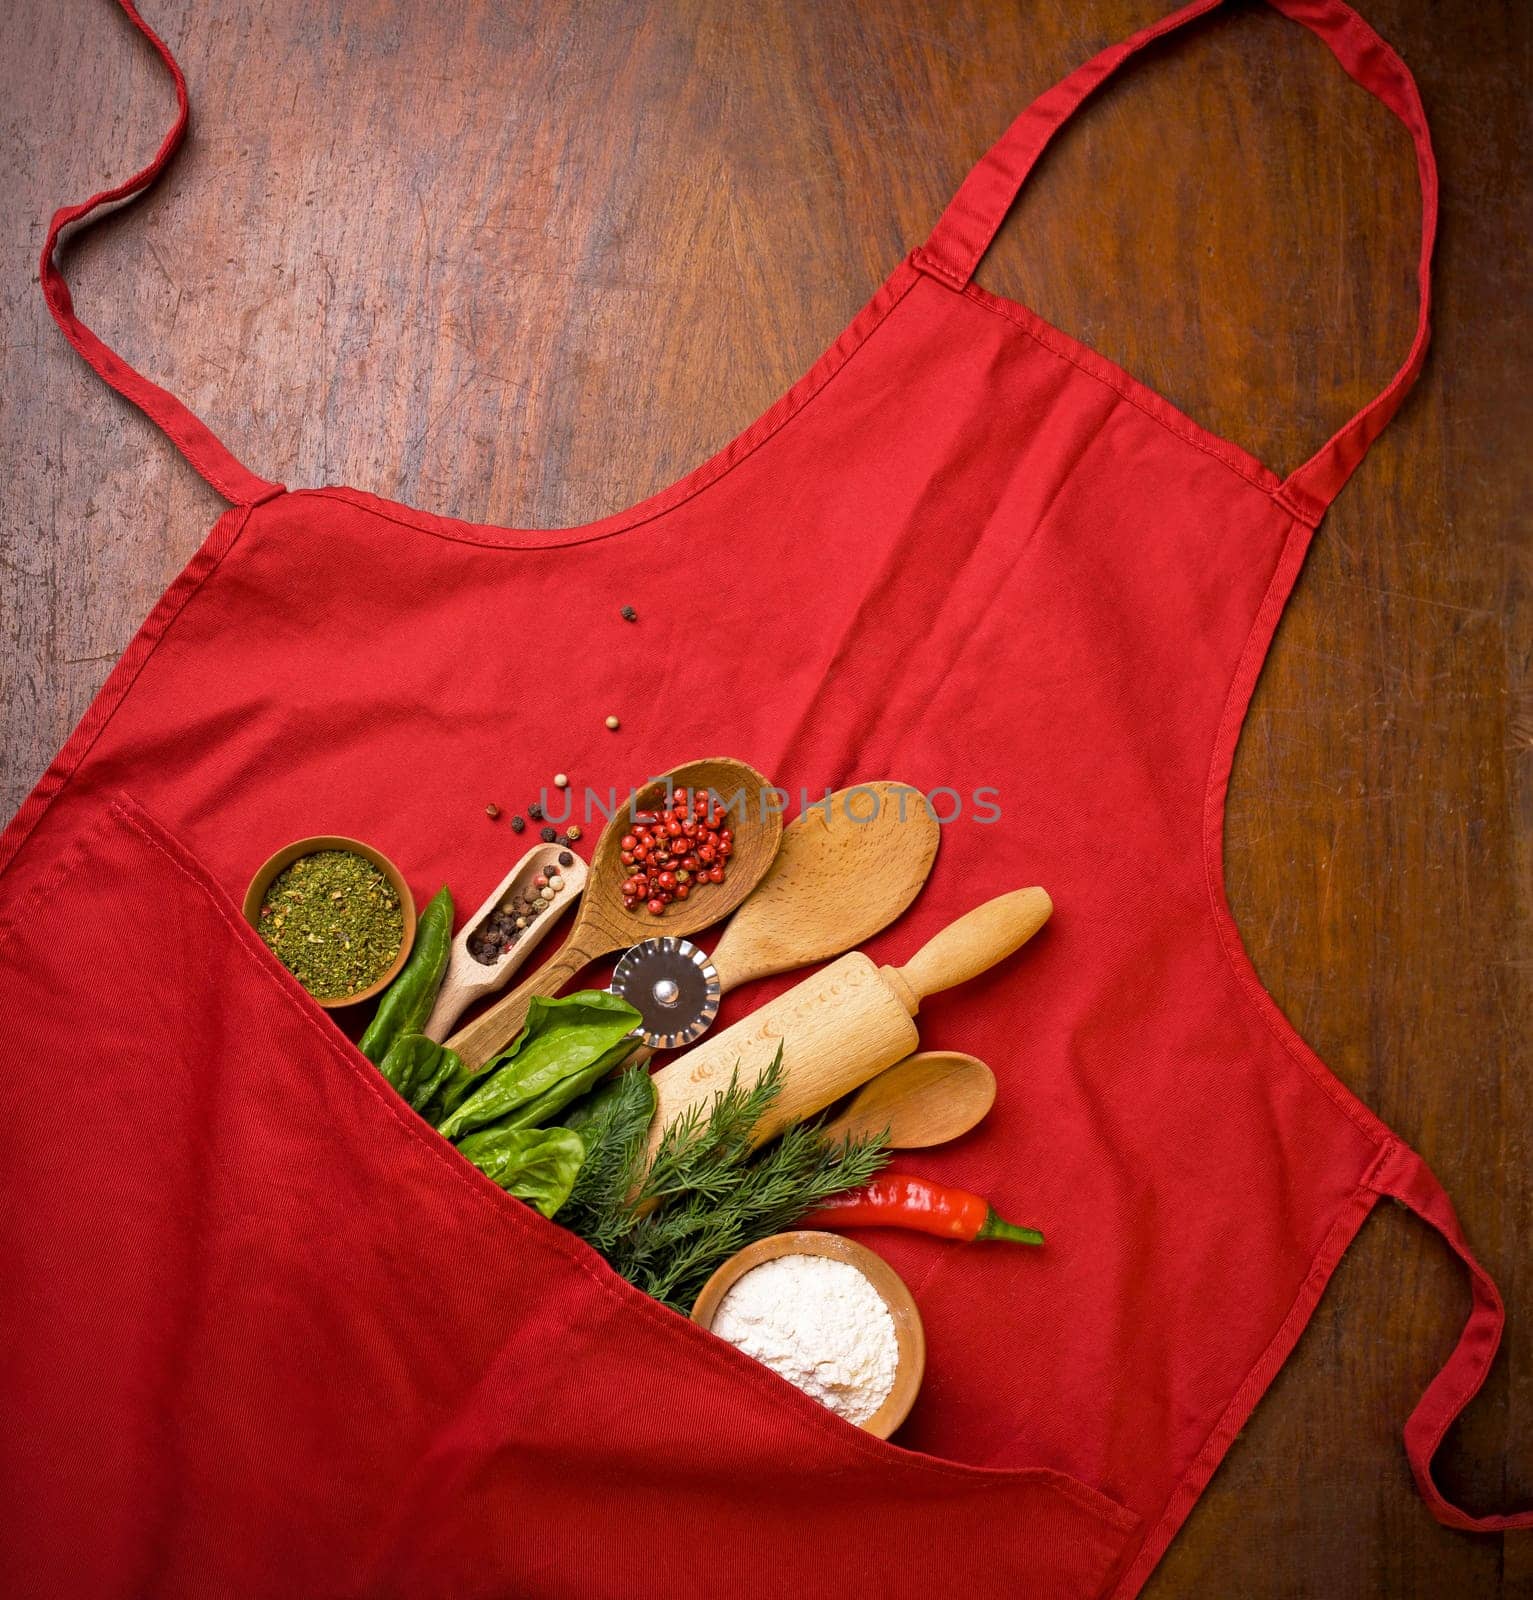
(977, 1209, 1044, 1246)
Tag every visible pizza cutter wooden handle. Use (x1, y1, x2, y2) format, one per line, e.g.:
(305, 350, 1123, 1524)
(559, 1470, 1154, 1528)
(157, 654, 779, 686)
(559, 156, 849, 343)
(880, 886, 1053, 1015)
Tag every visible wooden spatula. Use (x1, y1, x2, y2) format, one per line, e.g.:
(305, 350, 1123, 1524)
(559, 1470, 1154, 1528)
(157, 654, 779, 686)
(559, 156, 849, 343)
(706, 781, 941, 999)
(420, 844, 588, 1042)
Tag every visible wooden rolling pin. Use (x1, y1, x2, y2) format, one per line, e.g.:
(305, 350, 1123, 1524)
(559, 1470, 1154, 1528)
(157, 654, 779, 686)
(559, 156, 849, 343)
(647, 886, 1051, 1156)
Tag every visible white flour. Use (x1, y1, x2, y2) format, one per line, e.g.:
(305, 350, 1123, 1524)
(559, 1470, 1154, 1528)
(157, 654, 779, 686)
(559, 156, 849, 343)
(711, 1253, 898, 1424)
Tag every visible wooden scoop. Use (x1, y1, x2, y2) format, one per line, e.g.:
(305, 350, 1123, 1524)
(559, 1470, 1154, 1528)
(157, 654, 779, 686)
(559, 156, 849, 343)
(648, 886, 1051, 1154)
(820, 1051, 996, 1148)
(420, 844, 588, 1042)
(445, 758, 783, 1071)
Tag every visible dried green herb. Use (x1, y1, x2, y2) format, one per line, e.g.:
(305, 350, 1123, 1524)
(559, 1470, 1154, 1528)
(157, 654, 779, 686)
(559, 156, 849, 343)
(257, 849, 404, 999)
(560, 1053, 890, 1312)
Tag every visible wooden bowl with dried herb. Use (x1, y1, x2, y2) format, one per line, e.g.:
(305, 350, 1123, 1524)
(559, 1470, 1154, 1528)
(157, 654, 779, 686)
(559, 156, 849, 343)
(243, 836, 417, 1008)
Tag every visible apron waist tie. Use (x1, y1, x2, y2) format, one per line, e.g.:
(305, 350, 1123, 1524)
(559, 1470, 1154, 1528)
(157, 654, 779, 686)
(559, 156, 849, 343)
(1367, 1141, 1533, 1533)
(38, 1, 281, 509)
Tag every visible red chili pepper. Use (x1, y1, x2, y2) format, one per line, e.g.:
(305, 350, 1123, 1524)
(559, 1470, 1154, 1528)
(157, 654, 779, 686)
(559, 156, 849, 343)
(800, 1175, 1044, 1245)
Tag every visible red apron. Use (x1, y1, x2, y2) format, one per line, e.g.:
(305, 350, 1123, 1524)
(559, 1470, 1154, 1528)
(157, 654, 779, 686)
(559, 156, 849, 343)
(5, 2, 1527, 1595)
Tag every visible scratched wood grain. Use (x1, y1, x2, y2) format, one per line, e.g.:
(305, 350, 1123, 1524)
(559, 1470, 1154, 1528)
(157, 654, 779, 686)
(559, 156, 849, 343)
(2, 2, 1527, 1595)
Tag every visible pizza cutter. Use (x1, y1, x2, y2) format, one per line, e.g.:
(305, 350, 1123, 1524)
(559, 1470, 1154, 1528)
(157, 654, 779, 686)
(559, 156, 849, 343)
(610, 937, 720, 1049)
(612, 780, 940, 1056)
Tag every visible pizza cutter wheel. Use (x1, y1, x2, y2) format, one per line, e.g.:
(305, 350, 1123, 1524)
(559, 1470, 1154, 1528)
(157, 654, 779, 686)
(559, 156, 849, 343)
(609, 937, 720, 1050)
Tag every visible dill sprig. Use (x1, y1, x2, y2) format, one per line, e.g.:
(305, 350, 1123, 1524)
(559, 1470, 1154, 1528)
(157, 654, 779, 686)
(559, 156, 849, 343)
(560, 1051, 890, 1312)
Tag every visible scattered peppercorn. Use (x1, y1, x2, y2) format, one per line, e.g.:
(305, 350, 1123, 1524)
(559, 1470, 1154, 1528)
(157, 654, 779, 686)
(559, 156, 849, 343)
(540, 825, 556, 842)
(621, 605, 638, 622)
(485, 802, 501, 820)
(554, 773, 569, 789)
(528, 802, 544, 820)
(256, 850, 403, 998)
(566, 824, 582, 841)
(605, 715, 620, 731)
(511, 815, 525, 834)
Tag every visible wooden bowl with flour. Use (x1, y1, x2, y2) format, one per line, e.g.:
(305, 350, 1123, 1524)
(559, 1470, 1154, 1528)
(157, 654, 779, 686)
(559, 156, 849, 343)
(691, 1230, 925, 1439)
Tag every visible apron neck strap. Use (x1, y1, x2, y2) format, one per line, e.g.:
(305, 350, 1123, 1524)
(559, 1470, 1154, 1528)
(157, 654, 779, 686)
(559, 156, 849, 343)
(916, 0, 1438, 526)
(38, 1, 281, 509)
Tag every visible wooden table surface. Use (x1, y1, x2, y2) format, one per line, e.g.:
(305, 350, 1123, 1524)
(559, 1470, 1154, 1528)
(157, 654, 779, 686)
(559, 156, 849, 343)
(3, 2, 1528, 1595)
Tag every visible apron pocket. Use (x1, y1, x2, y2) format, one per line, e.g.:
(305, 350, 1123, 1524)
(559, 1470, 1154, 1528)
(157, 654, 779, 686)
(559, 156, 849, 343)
(0, 795, 1139, 1600)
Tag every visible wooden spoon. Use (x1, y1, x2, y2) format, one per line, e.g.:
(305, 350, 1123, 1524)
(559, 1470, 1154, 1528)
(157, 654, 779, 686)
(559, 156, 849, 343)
(710, 780, 939, 996)
(625, 781, 940, 1060)
(820, 1051, 996, 1148)
(445, 758, 783, 1070)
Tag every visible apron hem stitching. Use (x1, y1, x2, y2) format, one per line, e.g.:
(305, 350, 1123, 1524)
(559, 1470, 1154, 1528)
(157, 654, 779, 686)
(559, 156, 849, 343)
(938, 278, 1284, 503)
(0, 815, 100, 960)
(288, 266, 923, 552)
(1109, 1151, 1393, 1598)
(0, 503, 256, 881)
(1201, 511, 1394, 1146)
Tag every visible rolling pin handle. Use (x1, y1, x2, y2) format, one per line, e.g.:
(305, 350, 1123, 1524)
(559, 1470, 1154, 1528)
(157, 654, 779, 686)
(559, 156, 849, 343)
(879, 966, 920, 1015)
(889, 886, 1053, 1013)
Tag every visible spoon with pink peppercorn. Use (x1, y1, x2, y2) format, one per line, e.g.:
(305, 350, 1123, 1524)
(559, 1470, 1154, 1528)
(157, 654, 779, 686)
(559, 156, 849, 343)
(445, 758, 783, 1072)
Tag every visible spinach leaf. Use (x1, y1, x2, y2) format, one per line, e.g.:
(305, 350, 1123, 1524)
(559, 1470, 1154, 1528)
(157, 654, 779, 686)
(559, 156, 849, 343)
(497, 1035, 641, 1131)
(378, 1032, 466, 1115)
(434, 990, 640, 1141)
(407, 1039, 461, 1115)
(359, 886, 454, 1065)
(456, 1125, 586, 1218)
